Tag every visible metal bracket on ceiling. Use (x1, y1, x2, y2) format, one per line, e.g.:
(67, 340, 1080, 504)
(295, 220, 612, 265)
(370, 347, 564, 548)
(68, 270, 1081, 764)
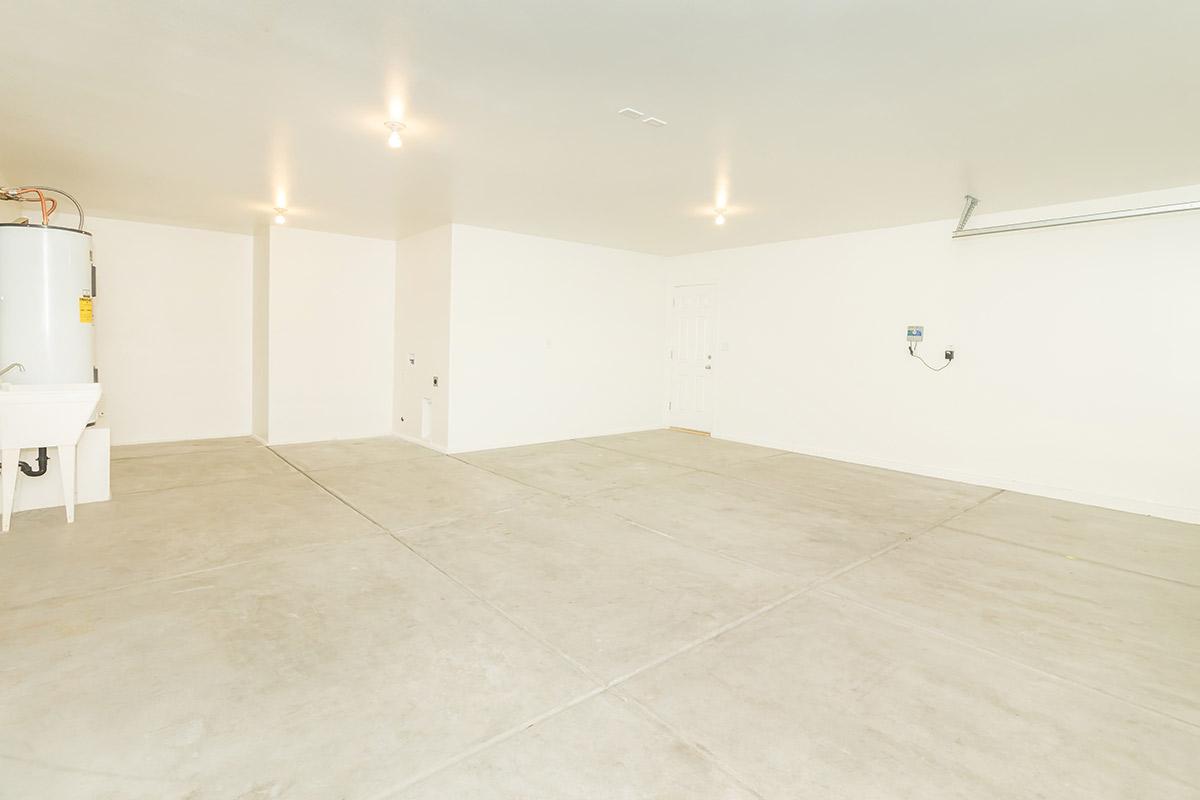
(955, 195, 979, 232)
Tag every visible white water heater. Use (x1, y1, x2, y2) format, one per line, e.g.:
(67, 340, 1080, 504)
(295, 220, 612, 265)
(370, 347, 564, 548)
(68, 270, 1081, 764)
(0, 224, 96, 384)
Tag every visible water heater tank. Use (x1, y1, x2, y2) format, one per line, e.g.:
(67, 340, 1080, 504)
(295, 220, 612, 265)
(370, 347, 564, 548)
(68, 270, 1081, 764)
(0, 224, 96, 384)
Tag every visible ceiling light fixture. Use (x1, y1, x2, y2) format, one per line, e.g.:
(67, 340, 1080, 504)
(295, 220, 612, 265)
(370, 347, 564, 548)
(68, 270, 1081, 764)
(617, 108, 667, 126)
(385, 120, 406, 149)
(273, 207, 287, 225)
(714, 210, 726, 226)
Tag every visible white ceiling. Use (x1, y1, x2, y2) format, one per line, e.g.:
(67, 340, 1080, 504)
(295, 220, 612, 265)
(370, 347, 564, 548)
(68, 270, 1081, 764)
(3, 1, 1198, 255)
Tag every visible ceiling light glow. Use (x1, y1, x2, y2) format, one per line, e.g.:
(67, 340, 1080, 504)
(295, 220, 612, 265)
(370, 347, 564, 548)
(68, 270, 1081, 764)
(273, 207, 287, 225)
(385, 120, 406, 149)
(714, 210, 726, 226)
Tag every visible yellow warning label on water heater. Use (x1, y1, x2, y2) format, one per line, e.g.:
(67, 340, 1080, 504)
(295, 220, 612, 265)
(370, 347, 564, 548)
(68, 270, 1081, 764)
(79, 296, 93, 323)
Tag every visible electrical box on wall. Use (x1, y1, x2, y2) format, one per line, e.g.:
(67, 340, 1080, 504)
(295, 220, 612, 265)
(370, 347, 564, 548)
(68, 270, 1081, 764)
(906, 323, 955, 372)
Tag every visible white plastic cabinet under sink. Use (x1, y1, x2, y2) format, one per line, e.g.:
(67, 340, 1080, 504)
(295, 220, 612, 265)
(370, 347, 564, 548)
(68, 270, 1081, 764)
(0, 382, 102, 532)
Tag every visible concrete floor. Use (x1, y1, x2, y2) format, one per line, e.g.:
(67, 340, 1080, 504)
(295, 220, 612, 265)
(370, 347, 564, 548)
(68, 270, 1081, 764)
(1, 429, 1196, 798)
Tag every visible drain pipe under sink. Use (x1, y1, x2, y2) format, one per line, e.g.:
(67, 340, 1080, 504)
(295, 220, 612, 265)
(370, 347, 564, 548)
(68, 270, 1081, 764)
(0, 447, 50, 477)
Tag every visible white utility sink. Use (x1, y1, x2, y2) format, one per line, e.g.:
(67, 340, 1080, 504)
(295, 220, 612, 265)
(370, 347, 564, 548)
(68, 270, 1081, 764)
(0, 382, 102, 532)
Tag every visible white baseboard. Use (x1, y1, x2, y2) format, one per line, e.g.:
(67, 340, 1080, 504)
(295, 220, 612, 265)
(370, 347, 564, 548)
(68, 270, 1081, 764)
(393, 431, 447, 453)
(711, 432, 1200, 525)
(445, 423, 665, 454)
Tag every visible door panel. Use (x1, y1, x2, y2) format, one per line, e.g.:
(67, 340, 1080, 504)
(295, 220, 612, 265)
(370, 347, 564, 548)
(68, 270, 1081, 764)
(669, 285, 715, 432)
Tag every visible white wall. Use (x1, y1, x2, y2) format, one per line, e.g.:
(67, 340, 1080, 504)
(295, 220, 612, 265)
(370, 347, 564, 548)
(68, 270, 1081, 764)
(264, 226, 395, 444)
(87, 216, 252, 445)
(251, 226, 270, 440)
(447, 225, 665, 452)
(394, 225, 452, 449)
(669, 186, 1200, 522)
(30, 185, 1197, 527)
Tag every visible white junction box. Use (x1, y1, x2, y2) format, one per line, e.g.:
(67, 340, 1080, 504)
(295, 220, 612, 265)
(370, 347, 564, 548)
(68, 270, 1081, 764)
(906, 324, 924, 343)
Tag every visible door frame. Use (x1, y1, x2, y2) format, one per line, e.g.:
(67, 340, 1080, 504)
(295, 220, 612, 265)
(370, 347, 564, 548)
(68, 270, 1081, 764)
(666, 282, 718, 433)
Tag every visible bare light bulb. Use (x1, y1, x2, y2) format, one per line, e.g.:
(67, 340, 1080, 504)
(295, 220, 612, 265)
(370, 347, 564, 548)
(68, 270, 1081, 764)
(273, 207, 287, 225)
(714, 210, 726, 226)
(385, 121, 406, 149)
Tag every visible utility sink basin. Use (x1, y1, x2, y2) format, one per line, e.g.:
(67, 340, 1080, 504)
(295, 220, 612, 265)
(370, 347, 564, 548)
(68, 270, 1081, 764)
(0, 383, 101, 448)
(0, 382, 102, 531)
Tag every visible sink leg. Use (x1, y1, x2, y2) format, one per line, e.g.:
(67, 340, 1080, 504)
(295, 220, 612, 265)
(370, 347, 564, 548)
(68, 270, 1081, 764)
(1, 448, 17, 533)
(58, 444, 77, 524)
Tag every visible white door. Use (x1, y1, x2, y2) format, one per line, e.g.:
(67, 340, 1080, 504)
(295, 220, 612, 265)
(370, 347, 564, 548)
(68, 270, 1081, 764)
(669, 284, 716, 432)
